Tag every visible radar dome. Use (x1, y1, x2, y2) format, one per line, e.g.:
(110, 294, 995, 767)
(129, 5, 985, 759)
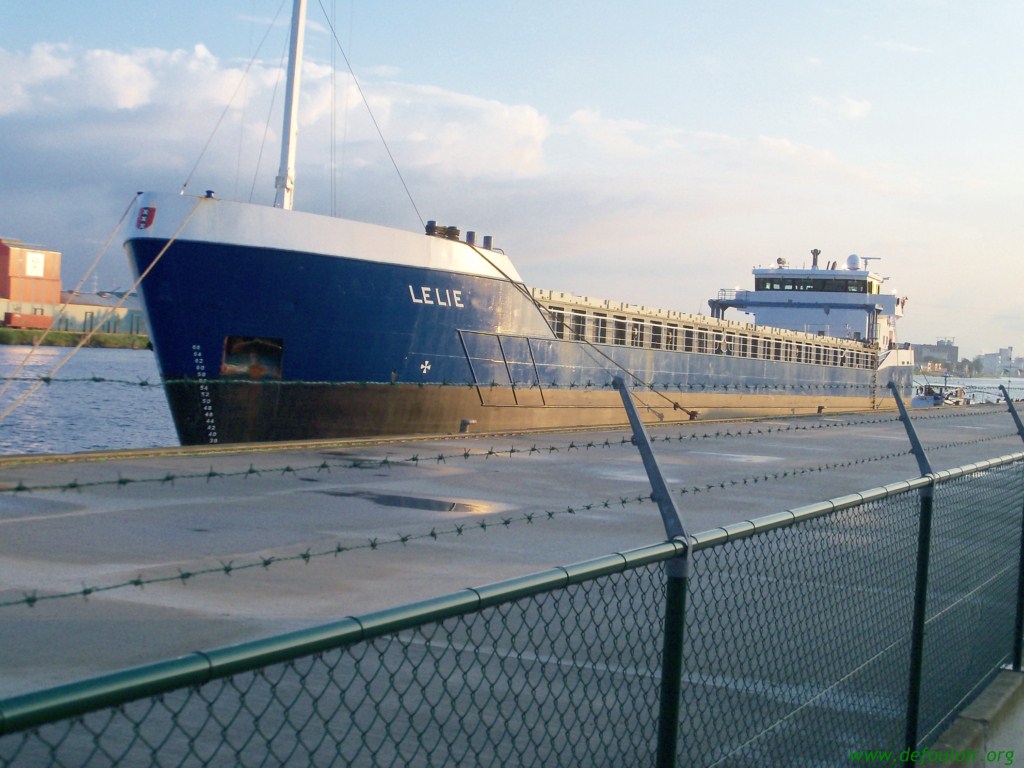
(846, 254, 861, 270)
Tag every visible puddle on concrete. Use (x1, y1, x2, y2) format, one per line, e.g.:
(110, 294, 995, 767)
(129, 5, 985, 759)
(317, 490, 489, 514)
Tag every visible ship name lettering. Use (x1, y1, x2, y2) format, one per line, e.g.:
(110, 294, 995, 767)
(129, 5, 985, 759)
(408, 284, 464, 308)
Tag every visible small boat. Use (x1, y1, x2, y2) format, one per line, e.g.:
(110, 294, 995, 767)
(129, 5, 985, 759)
(911, 383, 970, 407)
(123, 1, 915, 446)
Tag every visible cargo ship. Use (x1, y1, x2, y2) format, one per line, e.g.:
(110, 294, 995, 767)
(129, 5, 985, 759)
(122, 1, 914, 446)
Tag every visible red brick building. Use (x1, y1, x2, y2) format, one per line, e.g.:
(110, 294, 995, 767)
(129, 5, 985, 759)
(0, 238, 61, 329)
(0, 238, 147, 334)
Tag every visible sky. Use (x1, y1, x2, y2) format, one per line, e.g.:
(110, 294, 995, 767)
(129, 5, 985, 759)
(1, 0, 1022, 359)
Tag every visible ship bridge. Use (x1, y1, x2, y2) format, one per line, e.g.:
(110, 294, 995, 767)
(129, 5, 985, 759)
(708, 253, 907, 348)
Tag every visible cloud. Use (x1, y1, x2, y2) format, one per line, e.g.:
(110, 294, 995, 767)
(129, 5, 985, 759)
(561, 109, 669, 161)
(1, 39, 1008, 354)
(0, 43, 75, 115)
(810, 94, 872, 120)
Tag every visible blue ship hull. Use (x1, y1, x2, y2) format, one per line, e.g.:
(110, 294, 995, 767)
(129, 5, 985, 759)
(124, 194, 911, 445)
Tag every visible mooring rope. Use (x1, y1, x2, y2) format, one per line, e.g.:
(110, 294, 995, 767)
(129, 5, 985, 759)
(464, 239, 699, 419)
(180, 0, 289, 198)
(0, 198, 207, 426)
(315, 0, 424, 227)
(0, 194, 140, 405)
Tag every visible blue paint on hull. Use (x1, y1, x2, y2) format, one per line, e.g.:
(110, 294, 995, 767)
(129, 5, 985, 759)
(126, 237, 910, 445)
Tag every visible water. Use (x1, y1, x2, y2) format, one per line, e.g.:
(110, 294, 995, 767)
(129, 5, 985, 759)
(912, 374, 1024, 403)
(0, 345, 177, 455)
(2, 346, 1023, 455)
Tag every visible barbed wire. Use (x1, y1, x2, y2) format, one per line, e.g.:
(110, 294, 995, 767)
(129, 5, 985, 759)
(1, 409, 1016, 494)
(1, 428, 1017, 611)
(6, 372, 1024, 403)
(0, 373, 901, 393)
(0, 494, 645, 610)
(0, 376, 158, 388)
(677, 430, 1020, 497)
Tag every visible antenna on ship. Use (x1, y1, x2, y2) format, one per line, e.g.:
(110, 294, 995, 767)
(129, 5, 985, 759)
(274, 0, 308, 211)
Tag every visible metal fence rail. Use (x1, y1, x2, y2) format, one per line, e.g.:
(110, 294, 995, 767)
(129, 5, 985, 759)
(1, 453, 1023, 766)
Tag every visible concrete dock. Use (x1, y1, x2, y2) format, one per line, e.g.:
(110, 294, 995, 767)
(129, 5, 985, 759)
(1, 405, 1022, 702)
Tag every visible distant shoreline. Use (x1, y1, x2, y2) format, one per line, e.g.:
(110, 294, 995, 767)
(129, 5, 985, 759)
(0, 328, 151, 350)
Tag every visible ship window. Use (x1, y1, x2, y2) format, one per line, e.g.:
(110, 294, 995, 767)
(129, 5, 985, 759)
(755, 276, 883, 294)
(814, 345, 823, 365)
(630, 319, 645, 347)
(593, 313, 608, 344)
(570, 310, 586, 341)
(222, 336, 283, 380)
(650, 321, 663, 349)
(773, 340, 782, 361)
(550, 307, 566, 339)
(724, 332, 735, 355)
(738, 335, 749, 357)
(683, 327, 694, 352)
(783, 341, 793, 362)
(696, 329, 709, 354)
(665, 324, 678, 351)
(613, 316, 627, 345)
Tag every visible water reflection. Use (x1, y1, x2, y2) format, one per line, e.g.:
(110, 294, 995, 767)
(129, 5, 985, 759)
(0, 345, 176, 455)
(317, 489, 491, 514)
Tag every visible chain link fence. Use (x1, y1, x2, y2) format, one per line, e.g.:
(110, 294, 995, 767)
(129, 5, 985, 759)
(1, 452, 1022, 766)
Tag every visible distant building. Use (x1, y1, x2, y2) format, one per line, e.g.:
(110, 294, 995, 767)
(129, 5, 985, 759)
(56, 290, 147, 334)
(0, 238, 61, 329)
(0, 237, 147, 334)
(978, 347, 1015, 376)
(911, 339, 959, 372)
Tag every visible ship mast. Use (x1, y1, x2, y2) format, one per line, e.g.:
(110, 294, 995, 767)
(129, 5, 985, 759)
(274, 0, 307, 210)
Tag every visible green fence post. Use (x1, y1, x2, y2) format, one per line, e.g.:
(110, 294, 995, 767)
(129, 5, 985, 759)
(904, 487, 934, 759)
(999, 386, 1024, 671)
(888, 382, 935, 763)
(1015, 473, 1024, 673)
(613, 377, 690, 768)
(658, 565, 689, 768)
